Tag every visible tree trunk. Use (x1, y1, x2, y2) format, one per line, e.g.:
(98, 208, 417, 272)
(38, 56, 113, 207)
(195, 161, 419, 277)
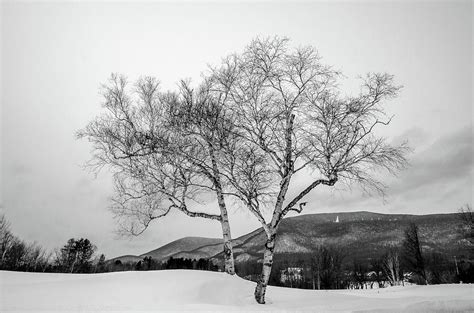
(209, 143, 235, 275)
(255, 114, 293, 303)
(219, 210, 235, 275)
(254, 233, 276, 304)
(317, 269, 321, 290)
(214, 179, 235, 275)
(1, 248, 7, 264)
(70, 253, 78, 273)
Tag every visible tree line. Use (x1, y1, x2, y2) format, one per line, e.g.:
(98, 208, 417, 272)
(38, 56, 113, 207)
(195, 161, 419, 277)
(0, 213, 221, 274)
(0, 213, 102, 273)
(0, 214, 51, 272)
(1, 212, 472, 286)
(109, 256, 219, 273)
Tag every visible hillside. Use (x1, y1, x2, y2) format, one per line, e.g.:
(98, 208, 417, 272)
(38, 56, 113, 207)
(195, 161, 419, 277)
(111, 237, 222, 263)
(1, 270, 472, 312)
(111, 230, 262, 264)
(217, 211, 471, 265)
(112, 211, 471, 265)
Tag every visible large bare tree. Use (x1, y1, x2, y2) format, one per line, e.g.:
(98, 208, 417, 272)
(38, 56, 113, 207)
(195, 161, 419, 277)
(78, 75, 238, 274)
(210, 37, 409, 303)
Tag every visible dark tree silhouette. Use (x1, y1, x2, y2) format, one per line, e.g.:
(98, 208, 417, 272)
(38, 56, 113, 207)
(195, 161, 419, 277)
(95, 254, 107, 273)
(402, 223, 427, 284)
(56, 238, 96, 273)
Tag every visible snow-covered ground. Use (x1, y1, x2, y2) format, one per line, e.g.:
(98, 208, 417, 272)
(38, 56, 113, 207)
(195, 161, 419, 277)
(1, 270, 472, 312)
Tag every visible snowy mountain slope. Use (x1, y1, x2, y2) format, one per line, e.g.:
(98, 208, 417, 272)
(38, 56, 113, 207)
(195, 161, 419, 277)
(140, 236, 223, 261)
(110, 228, 265, 264)
(111, 212, 469, 266)
(171, 228, 265, 261)
(111, 236, 223, 263)
(213, 211, 469, 265)
(1, 270, 472, 312)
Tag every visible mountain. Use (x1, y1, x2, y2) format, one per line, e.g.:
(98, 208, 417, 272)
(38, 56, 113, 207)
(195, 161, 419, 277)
(164, 229, 261, 262)
(111, 211, 471, 265)
(111, 237, 222, 263)
(110, 255, 144, 264)
(140, 236, 222, 261)
(213, 211, 471, 265)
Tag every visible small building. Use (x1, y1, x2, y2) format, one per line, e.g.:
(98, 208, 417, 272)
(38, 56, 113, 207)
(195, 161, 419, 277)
(280, 267, 304, 284)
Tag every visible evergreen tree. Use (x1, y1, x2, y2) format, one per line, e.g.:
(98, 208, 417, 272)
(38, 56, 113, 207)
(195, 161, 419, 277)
(56, 238, 96, 273)
(402, 223, 427, 284)
(96, 254, 107, 273)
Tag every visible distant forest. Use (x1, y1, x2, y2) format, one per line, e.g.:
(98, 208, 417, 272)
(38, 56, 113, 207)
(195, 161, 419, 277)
(1, 210, 473, 289)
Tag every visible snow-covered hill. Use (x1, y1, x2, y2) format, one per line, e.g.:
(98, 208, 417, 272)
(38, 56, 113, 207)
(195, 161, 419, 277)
(215, 211, 468, 264)
(140, 237, 222, 261)
(111, 236, 223, 264)
(1, 270, 472, 312)
(111, 212, 468, 267)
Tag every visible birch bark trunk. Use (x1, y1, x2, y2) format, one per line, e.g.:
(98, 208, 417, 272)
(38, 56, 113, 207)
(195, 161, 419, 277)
(254, 114, 294, 303)
(317, 268, 321, 290)
(210, 144, 235, 275)
(218, 201, 235, 275)
(254, 233, 276, 304)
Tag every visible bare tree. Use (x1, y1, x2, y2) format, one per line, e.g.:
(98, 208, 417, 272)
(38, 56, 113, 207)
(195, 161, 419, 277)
(0, 214, 52, 271)
(383, 248, 402, 286)
(309, 245, 344, 290)
(0, 214, 14, 267)
(211, 36, 409, 303)
(24, 242, 51, 272)
(78, 75, 238, 274)
(459, 204, 473, 244)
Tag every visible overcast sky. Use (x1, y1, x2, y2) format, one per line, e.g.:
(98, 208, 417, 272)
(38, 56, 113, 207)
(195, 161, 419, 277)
(1, 1, 472, 258)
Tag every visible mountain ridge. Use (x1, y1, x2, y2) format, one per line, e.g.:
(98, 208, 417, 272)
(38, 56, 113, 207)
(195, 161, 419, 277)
(110, 211, 470, 264)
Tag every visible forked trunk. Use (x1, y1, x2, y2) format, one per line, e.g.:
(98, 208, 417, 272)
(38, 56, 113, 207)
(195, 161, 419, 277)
(254, 233, 276, 304)
(255, 113, 293, 303)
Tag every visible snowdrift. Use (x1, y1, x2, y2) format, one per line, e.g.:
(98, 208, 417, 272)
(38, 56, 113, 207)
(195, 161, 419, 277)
(1, 270, 472, 312)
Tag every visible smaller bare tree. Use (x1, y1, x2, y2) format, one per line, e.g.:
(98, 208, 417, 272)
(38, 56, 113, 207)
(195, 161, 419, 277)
(24, 242, 50, 272)
(78, 75, 240, 274)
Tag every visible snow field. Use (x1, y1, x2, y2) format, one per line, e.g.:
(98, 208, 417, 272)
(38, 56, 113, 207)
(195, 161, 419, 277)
(1, 270, 473, 312)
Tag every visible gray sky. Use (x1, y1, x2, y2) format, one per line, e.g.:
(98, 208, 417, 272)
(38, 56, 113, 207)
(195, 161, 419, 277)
(1, 1, 472, 258)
